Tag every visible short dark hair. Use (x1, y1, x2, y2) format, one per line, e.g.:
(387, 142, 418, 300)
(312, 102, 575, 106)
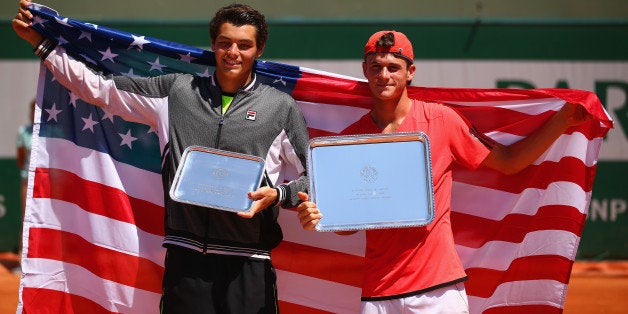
(376, 32, 396, 48)
(209, 3, 268, 48)
(375, 32, 412, 68)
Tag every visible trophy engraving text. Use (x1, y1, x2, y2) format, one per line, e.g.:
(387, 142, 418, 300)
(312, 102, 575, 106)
(193, 183, 235, 198)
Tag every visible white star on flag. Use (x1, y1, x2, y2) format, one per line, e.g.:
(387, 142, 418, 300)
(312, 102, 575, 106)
(124, 68, 139, 77)
(147, 57, 166, 72)
(178, 53, 196, 63)
(78, 31, 92, 42)
(102, 110, 115, 123)
(99, 47, 118, 62)
(56, 35, 68, 45)
(31, 15, 46, 26)
(45, 103, 62, 122)
(81, 113, 99, 132)
(118, 130, 138, 148)
(196, 68, 211, 77)
(130, 35, 151, 50)
(68, 91, 80, 108)
(273, 77, 287, 86)
(54, 17, 72, 27)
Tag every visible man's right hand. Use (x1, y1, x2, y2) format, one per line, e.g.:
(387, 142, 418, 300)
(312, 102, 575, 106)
(296, 192, 323, 231)
(13, 0, 43, 47)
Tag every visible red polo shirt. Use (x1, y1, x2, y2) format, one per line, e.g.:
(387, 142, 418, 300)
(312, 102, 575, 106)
(341, 99, 492, 299)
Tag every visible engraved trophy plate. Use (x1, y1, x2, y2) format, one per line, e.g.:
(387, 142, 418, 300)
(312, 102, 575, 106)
(308, 133, 435, 232)
(169, 146, 265, 212)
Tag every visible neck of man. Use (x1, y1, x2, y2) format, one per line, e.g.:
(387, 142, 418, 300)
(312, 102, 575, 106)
(215, 72, 253, 94)
(370, 91, 413, 133)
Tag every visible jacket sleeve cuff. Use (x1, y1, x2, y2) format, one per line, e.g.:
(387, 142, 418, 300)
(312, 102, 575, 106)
(33, 38, 57, 60)
(274, 185, 287, 207)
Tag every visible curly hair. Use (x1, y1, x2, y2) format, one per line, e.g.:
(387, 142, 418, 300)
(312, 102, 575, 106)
(209, 3, 268, 48)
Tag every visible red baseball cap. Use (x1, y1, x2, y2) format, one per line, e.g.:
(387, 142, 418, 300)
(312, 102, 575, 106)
(363, 30, 414, 63)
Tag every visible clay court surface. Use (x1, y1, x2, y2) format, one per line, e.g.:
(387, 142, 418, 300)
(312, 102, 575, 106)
(1, 252, 626, 313)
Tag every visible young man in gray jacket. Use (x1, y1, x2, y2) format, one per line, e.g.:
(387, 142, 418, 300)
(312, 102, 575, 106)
(13, 1, 309, 312)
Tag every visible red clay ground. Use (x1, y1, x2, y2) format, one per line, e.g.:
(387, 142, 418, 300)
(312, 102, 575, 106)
(1, 252, 627, 313)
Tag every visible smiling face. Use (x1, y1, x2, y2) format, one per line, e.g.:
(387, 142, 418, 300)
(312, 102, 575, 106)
(211, 22, 264, 93)
(362, 53, 415, 103)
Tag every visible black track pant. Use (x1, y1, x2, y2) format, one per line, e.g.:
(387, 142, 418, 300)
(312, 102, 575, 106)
(160, 246, 279, 314)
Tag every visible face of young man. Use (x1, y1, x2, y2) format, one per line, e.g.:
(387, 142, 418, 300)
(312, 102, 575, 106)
(211, 22, 264, 92)
(362, 53, 416, 102)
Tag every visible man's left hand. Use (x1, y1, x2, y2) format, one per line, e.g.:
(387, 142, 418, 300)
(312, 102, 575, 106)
(238, 186, 278, 218)
(560, 102, 594, 127)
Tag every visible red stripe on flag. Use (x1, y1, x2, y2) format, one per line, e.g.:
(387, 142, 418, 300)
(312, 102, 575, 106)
(33, 167, 164, 236)
(451, 105, 554, 136)
(465, 255, 573, 299)
(453, 157, 594, 193)
(307, 127, 342, 138)
(22, 287, 115, 314)
(534, 88, 613, 128)
(293, 72, 373, 109)
(278, 300, 335, 314)
(452, 205, 585, 249)
(27, 228, 163, 293)
(273, 241, 364, 287)
(408, 86, 563, 103)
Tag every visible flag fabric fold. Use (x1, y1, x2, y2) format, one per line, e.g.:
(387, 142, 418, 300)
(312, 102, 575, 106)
(19, 3, 612, 314)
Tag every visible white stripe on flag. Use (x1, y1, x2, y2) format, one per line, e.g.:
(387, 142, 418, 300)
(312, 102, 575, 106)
(37, 137, 163, 205)
(536, 133, 604, 166)
(450, 98, 564, 114)
(21, 258, 161, 313)
(276, 269, 362, 314)
(468, 279, 567, 314)
(485, 131, 526, 146)
(28, 198, 165, 265)
(456, 230, 579, 271)
(279, 208, 365, 256)
(452, 181, 590, 220)
(297, 101, 369, 133)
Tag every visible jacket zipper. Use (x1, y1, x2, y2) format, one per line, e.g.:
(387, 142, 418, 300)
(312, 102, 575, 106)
(215, 114, 225, 147)
(202, 108, 226, 254)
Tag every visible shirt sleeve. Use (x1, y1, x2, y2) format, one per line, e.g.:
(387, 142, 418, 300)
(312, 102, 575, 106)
(444, 106, 492, 170)
(276, 98, 310, 208)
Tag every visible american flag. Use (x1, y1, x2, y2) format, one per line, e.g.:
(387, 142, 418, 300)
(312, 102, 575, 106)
(19, 3, 613, 314)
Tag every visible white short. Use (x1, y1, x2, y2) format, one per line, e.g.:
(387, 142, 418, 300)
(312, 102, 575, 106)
(360, 283, 469, 314)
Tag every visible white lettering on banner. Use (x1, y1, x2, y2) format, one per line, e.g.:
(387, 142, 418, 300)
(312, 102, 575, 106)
(589, 198, 628, 222)
(0, 195, 6, 218)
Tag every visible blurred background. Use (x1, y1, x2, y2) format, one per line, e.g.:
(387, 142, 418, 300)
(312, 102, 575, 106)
(0, 0, 626, 259)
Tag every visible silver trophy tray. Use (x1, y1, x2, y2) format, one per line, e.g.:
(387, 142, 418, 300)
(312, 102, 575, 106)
(308, 132, 435, 232)
(169, 146, 265, 212)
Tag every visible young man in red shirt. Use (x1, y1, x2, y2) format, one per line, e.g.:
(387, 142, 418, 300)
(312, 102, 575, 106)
(297, 30, 591, 313)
